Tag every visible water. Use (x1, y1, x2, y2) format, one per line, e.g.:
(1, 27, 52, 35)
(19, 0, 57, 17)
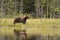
(0, 27, 15, 40)
(0, 27, 60, 40)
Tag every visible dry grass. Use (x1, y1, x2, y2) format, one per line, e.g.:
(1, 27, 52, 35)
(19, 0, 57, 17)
(0, 18, 60, 36)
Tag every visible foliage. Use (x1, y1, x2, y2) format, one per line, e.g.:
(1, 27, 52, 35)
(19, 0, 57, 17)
(0, 0, 60, 18)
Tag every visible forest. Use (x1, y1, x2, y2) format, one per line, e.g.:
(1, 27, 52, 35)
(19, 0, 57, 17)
(0, 0, 60, 18)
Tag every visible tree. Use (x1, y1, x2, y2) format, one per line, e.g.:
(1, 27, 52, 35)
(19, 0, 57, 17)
(35, 0, 43, 17)
(2, 0, 7, 16)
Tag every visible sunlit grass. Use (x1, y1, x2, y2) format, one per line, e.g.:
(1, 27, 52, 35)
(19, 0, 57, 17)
(0, 18, 60, 36)
(0, 18, 60, 27)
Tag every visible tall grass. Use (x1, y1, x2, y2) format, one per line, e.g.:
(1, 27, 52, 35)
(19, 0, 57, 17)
(0, 18, 60, 35)
(0, 18, 60, 27)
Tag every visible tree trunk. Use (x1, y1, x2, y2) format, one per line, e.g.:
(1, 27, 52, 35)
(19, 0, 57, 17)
(35, 0, 43, 18)
(19, 0, 23, 14)
(2, 0, 7, 17)
(46, 0, 48, 18)
(52, 0, 55, 18)
(14, 0, 19, 14)
(14, 0, 23, 14)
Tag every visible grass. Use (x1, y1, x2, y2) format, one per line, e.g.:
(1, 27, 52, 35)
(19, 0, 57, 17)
(0, 18, 60, 27)
(0, 18, 60, 36)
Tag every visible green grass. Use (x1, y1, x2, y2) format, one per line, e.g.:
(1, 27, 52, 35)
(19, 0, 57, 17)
(0, 18, 60, 27)
(0, 18, 60, 36)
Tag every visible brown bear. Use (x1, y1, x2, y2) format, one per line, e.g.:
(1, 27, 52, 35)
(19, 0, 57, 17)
(14, 15, 29, 24)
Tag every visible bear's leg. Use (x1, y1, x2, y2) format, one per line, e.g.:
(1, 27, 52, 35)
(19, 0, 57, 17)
(14, 21, 16, 24)
(23, 21, 26, 24)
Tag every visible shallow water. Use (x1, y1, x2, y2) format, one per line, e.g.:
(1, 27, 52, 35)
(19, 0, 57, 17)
(0, 27, 60, 40)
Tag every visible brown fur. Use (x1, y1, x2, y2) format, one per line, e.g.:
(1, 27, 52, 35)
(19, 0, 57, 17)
(14, 15, 29, 24)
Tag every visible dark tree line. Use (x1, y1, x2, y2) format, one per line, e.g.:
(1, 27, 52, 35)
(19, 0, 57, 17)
(0, 0, 60, 18)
